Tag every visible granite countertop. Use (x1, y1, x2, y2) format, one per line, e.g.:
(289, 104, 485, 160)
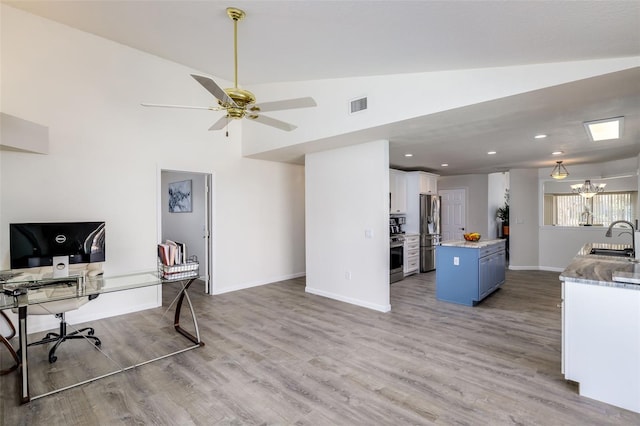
(560, 242, 640, 290)
(440, 238, 505, 249)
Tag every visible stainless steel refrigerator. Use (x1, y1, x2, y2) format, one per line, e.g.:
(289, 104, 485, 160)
(420, 194, 441, 272)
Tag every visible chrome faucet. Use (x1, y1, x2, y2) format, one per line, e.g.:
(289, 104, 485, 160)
(605, 220, 636, 258)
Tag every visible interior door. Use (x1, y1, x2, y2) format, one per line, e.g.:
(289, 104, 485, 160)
(440, 188, 466, 242)
(160, 170, 212, 293)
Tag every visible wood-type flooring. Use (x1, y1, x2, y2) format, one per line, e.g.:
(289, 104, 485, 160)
(1, 270, 639, 425)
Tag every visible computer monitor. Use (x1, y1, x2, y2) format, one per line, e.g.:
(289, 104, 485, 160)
(9, 222, 105, 270)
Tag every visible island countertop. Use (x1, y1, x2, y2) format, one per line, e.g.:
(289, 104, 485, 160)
(439, 238, 504, 249)
(560, 242, 640, 290)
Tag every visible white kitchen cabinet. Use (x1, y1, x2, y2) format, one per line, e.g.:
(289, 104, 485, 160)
(562, 279, 640, 413)
(419, 172, 438, 195)
(389, 169, 407, 214)
(404, 234, 420, 276)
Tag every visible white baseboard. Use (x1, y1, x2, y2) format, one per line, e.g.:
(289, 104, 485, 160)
(538, 266, 565, 272)
(509, 265, 564, 273)
(212, 272, 306, 295)
(304, 286, 391, 313)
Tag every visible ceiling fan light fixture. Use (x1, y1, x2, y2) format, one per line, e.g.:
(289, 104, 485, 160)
(141, 6, 316, 132)
(550, 160, 569, 180)
(571, 179, 606, 198)
(583, 116, 624, 142)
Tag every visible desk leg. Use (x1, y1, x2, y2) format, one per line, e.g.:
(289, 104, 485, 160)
(18, 306, 29, 403)
(0, 311, 19, 375)
(174, 278, 204, 346)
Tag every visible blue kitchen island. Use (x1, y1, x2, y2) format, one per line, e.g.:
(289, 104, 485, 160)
(435, 239, 506, 306)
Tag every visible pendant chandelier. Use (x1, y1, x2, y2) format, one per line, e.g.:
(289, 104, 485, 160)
(571, 180, 606, 198)
(550, 161, 569, 180)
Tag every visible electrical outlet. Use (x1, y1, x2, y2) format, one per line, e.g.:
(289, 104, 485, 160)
(453, 256, 460, 266)
(345, 270, 352, 280)
(365, 229, 373, 239)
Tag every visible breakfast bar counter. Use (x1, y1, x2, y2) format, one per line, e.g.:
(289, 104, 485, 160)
(560, 243, 640, 414)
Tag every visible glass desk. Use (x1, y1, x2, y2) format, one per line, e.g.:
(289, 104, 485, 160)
(0, 271, 204, 403)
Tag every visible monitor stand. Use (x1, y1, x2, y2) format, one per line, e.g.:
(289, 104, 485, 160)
(52, 255, 69, 278)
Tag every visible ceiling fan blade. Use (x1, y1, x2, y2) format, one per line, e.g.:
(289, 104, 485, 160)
(208, 115, 230, 131)
(249, 114, 297, 131)
(141, 103, 215, 110)
(190, 74, 238, 107)
(250, 97, 317, 113)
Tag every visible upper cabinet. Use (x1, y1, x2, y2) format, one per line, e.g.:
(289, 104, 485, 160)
(418, 172, 438, 195)
(389, 169, 407, 214)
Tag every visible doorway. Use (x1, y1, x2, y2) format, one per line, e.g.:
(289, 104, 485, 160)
(160, 170, 212, 294)
(440, 188, 467, 242)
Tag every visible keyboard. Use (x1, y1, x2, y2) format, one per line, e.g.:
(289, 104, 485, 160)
(0, 272, 23, 282)
(2, 277, 77, 296)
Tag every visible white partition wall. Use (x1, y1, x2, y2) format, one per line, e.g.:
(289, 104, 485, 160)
(305, 140, 391, 312)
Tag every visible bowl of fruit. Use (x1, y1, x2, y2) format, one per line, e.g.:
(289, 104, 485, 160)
(463, 232, 481, 242)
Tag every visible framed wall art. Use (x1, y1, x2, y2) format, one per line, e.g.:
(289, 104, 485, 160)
(168, 179, 192, 213)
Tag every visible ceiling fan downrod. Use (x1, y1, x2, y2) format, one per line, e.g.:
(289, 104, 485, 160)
(226, 7, 245, 89)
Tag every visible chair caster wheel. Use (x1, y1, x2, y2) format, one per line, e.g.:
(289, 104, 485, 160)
(49, 355, 57, 363)
(88, 330, 94, 336)
(95, 340, 101, 347)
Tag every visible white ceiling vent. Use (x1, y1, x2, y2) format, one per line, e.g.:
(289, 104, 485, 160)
(349, 97, 368, 114)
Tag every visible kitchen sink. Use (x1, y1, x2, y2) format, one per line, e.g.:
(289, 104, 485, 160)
(589, 247, 634, 257)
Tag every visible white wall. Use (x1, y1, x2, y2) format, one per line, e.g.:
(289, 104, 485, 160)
(438, 174, 489, 237)
(305, 140, 390, 312)
(0, 5, 306, 331)
(509, 169, 539, 269)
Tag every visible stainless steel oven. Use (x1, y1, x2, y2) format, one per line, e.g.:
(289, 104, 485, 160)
(390, 235, 404, 283)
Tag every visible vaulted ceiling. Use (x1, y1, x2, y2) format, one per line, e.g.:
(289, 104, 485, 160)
(4, 0, 640, 175)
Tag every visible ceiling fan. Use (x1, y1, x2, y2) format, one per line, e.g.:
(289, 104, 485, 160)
(142, 7, 316, 132)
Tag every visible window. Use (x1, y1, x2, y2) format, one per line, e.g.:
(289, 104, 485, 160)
(551, 191, 637, 226)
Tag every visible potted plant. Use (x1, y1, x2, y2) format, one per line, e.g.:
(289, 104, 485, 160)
(496, 190, 509, 236)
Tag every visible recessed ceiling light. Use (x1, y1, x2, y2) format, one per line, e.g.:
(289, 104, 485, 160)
(584, 116, 624, 141)
(535, 134, 548, 139)
(404, 153, 413, 157)
(487, 151, 497, 155)
(441, 163, 449, 167)
(552, 151, 564, 155)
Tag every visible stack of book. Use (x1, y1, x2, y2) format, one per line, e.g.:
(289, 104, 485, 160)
(157, 240, 198, 280)
(157, 240, 187, 266)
